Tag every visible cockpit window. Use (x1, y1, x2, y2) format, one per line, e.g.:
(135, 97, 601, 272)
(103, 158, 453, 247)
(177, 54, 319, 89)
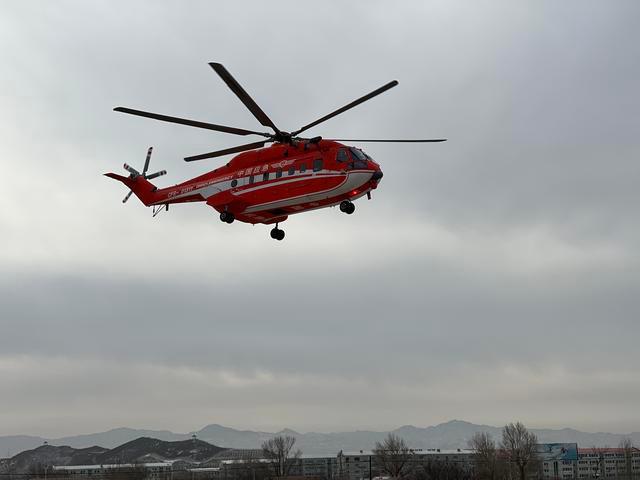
(336, 148, 349, 162)
(349, 148, 367, 161)
(349, 148, 368, 169)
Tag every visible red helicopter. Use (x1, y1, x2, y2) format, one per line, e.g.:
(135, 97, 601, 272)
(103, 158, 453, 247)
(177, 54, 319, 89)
(106, 63, 445, 240)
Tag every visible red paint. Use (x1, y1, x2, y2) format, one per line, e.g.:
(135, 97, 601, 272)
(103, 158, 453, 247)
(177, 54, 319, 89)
(106, 140, 382, 226)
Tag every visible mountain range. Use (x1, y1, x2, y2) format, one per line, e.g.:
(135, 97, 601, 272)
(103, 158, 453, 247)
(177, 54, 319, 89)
(0, 437, 227, 474)
(1, 420, 638, 458)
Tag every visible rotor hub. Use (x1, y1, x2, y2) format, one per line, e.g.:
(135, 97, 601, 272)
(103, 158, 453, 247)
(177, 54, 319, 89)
(272, 131, 292, 144)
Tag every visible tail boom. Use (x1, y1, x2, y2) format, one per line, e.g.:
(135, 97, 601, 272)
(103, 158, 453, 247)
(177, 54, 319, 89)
(104, 173, 160, 206)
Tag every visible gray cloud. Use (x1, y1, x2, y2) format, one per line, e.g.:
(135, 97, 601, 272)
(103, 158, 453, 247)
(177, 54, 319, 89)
(1, 0, 639, 437)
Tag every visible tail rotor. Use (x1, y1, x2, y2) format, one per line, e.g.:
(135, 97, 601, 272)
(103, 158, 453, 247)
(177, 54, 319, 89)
(122, 147, 167, 203)
(142, 146, 152, 176)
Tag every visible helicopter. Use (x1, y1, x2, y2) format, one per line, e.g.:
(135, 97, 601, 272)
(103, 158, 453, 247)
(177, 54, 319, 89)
(106, 63, 445, 240)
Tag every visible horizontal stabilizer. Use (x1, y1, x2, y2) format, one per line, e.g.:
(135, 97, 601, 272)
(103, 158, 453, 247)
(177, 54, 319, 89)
(104, 172, 130, 183)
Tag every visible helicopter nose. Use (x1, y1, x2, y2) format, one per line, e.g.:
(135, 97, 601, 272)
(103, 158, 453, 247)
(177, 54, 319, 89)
(371, 170, 383, 182)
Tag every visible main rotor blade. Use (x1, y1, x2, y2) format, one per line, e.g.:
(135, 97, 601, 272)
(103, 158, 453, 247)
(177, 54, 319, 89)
(209, 63, 280, 133)
(114, 107, 271, 138)
(292, 80, 399, 136)
(184, 140, 268, 162)
(325, 138, 447, 142)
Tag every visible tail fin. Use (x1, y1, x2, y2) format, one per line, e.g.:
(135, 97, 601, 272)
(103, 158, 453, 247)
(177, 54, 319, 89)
(105, 147, 166, 205)
(104, 172, 159, 206)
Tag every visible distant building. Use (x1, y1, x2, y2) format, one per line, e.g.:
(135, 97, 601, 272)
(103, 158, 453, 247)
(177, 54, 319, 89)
(576, 448, 640, 479)
(333, 448, 474, 480)
(51, 462, 173, 479)
(538, 443, 579, 479)
(50, 448, 472, 480)
(539, 447, 640, 480)
(49, 444, 640, 480)
(194, 449, 473, 480)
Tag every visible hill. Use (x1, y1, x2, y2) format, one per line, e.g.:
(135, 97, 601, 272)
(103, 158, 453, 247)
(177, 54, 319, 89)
(96, 437, 225, 464)
(1, 445, 108, 473)
(0, 437, 226, 474)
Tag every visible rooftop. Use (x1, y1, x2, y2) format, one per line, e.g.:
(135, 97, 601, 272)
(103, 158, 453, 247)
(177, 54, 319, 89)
(52, 462, 173, 471)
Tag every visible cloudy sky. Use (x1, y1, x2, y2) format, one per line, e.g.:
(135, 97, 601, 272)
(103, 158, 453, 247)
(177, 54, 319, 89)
(1, 0, 639, 438)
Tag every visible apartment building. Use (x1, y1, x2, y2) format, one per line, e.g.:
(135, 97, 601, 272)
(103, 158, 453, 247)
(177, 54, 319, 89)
(540, 447, 640, 480)
(576, 448, 640, 479)
(51, 462, 173, 479)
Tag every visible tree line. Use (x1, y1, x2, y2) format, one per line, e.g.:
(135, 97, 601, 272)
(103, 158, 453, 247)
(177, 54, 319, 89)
(252, 422, 539, 480)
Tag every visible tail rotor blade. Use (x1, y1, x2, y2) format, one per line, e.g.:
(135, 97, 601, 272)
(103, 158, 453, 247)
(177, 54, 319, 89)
(123, 163, 140, 176)
(145, 170, 167, 180)
(115, 147, 168, 206)
(142, 147, 153, 175)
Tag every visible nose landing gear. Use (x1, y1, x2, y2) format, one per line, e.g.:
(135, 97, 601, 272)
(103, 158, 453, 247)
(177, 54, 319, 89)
(220, 211, 235, 223)
(270, 223, 285, 241)
(340, 200, 355, 215)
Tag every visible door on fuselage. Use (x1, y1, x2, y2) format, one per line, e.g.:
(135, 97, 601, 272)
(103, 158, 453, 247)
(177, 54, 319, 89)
(285, 153, 339, 204)
(285, 154, 314, 198)
(243, 156, 313, 210)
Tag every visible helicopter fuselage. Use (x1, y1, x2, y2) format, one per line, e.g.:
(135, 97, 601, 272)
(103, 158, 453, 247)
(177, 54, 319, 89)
(116, 140, 383, 225)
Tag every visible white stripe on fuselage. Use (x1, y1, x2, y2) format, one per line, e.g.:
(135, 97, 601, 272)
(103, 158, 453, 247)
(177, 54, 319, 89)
(155, 169, 338, 204)
(243, 171, 373, 213)
(154, 169, 374, 212)
(237, 172, 341, 195)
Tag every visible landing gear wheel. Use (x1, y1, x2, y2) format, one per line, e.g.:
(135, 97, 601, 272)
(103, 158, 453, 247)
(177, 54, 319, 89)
(340, 200, 355, 215)
(270, 227, 285, 241)
(220, 211, 235, 224)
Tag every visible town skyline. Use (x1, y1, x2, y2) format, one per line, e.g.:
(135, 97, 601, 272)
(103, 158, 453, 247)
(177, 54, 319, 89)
(2, 420, 639, 459)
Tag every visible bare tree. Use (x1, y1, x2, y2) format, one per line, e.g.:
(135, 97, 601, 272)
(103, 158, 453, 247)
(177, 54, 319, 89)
(373, 433, 415, 479)
(469, 432, 500, 480)
(589, 446, 604, 480)
(261, 435, 301, 478)
(500, 422, 538, 480)
(619, 438, 635, 480)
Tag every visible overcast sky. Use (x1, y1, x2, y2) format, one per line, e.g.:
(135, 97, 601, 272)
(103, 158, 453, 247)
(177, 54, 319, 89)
(1, 0, 639, 438)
